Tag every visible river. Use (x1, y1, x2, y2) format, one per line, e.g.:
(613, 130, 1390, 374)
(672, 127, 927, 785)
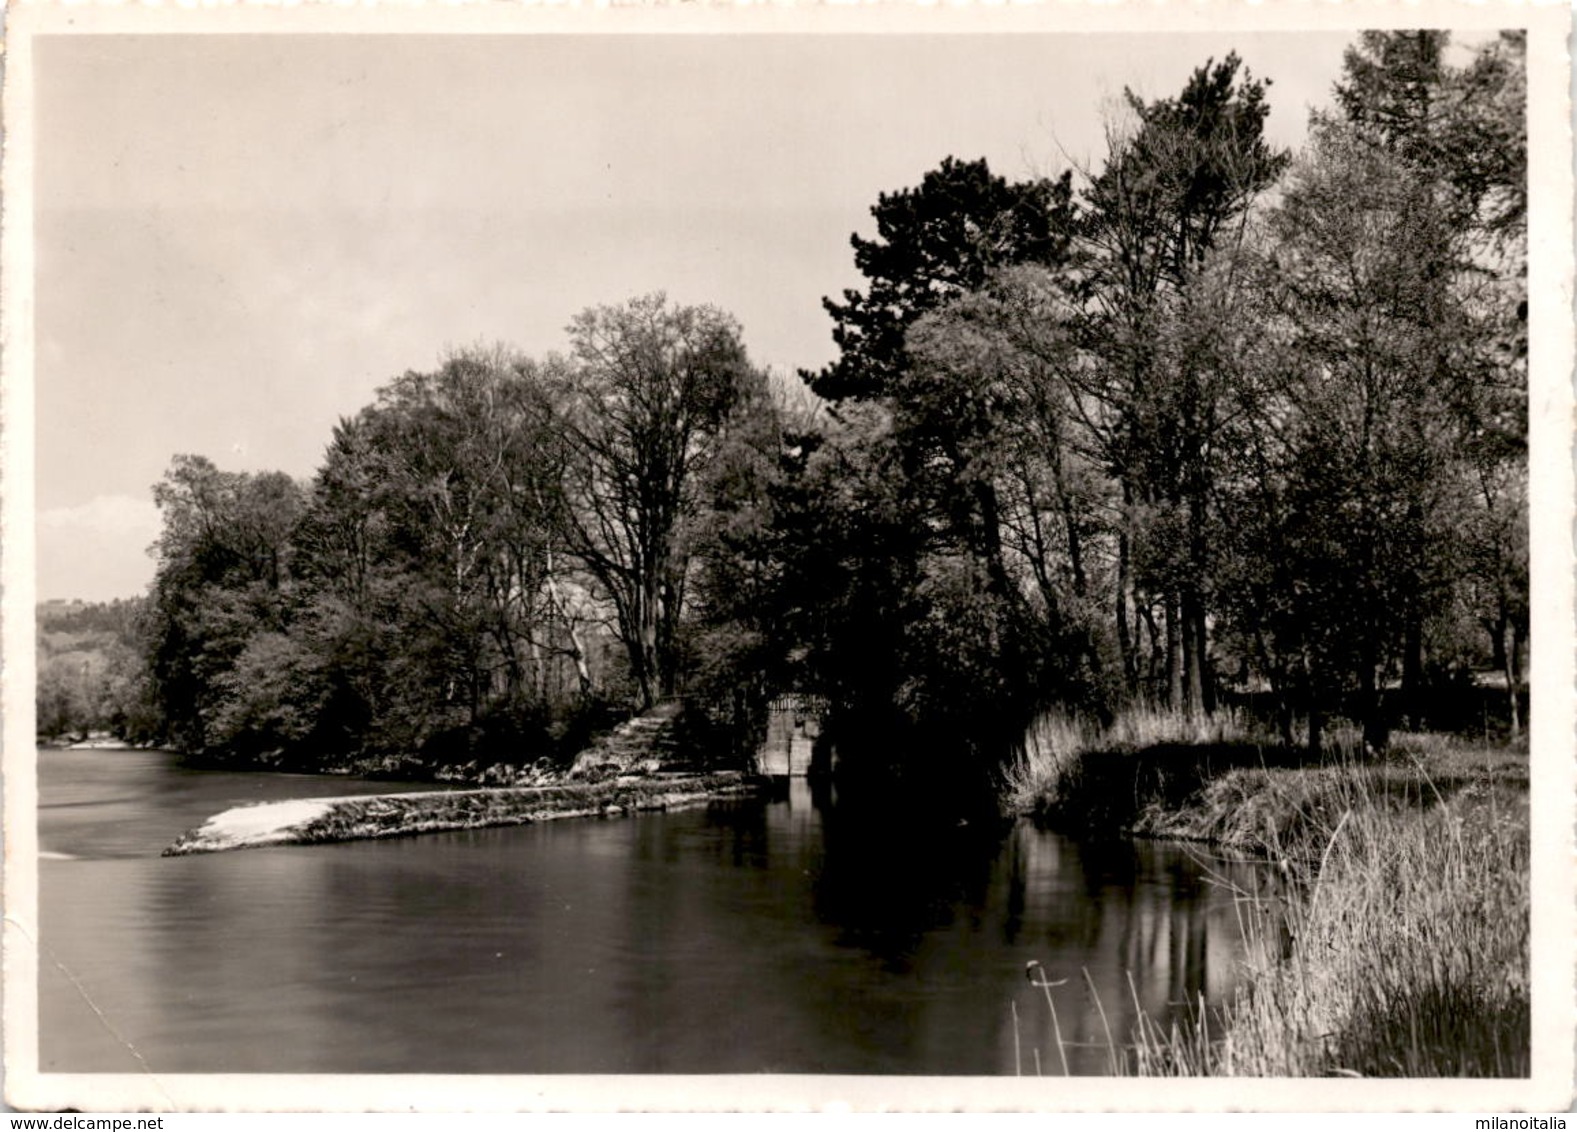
(38, 747, 1256, 1075)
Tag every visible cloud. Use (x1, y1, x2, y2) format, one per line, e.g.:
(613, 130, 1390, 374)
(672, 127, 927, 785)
(36, 495, 161, 602)
(39, 494, 160, 535)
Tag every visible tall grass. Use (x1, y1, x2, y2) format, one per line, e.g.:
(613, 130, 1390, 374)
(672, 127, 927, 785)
(1190, 776, 1531, 1076)
(1003, 705, 1255, 818)
(1007, 707, 1530, 1076)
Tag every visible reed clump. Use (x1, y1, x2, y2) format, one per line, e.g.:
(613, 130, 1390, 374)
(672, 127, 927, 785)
(1178, 779, 1527, 1076)
(1003, 706, 1263, 831)
(1007, 708, 1530, 1077)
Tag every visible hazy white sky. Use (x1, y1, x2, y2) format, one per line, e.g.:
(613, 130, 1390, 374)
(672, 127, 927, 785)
(34, 30, 1365, 601)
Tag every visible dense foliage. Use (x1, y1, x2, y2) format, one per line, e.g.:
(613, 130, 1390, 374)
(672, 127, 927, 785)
(63, 33, 1525, 797)
(36, 598, 159, 743)
(122, 298, 774, 772)
(782, 39, 1525, 790)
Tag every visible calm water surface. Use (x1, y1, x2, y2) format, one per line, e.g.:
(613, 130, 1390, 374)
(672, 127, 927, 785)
(40, 748, 1254, 1075)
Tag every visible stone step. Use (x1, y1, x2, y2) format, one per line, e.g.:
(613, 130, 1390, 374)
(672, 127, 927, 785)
(566, 703, 687, 781)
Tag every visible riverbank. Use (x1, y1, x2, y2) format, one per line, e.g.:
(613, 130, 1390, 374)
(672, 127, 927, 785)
(164, 771, 762, 856)
(1006, 712, 1530, 1076)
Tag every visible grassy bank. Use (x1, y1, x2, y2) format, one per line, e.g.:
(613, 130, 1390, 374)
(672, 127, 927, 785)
(1007, 710, 1530, 1077)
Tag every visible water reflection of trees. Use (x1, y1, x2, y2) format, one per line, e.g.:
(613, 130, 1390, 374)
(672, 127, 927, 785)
(807, 791, 1003, 973)
(999, 826, 1251, 1073)
(643, 789, 1253, 1074)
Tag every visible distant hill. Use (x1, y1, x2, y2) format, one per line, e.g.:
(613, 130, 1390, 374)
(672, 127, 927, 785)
(36, 597, 155, 744)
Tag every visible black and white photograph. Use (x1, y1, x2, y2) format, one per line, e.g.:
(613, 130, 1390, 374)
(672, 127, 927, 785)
(5, 0, 1572, 1113)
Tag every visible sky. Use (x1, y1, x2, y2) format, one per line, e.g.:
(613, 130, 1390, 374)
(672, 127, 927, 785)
(32, 30, 1368, 602)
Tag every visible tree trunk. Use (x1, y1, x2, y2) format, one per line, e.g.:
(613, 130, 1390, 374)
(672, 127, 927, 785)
(1502, 617, 1520, 741)
(1275, 681, 1295, 748)
(1512, 619, 1525, 686)
(636, 611, 660, 710)
(1185, 486, 1213, 715)
(1181, 586, 1211, 716)
(1360, 658, 1389, 754)
(1139, 601, 1162, 693)
(1194, 605, 1214, 714)
(1116, 478, 1138, 694)
(543, 564, 593, 699)
(973, 480, 1013, 602)
(1116, 530, 1137, 693)
(1400, 602, 1424, 731)
(565, 623, 593, 699)
(1053, 457, 1087, 599)
(1487, 612, 1509, 676)
(1304, 649, 1324, 756)
(1164, 591, 1183, 711)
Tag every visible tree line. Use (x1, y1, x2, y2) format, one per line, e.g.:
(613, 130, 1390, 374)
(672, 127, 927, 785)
(36, 599, 156, 743)
(791, 32, 1526, 782)
(55, 32, 1526, 793)
(123, 298, 777, 772)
